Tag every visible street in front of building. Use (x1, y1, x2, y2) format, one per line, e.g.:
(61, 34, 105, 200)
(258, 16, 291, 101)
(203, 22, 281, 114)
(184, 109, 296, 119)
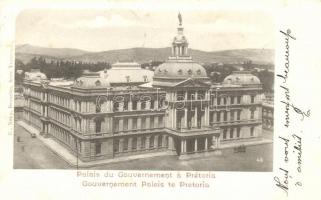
(14, 123, 273, 171)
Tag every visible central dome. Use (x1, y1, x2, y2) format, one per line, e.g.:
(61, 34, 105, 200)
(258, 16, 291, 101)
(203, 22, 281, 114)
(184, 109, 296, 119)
(152, 13, 209, 88)
(154, 60, 207, 79)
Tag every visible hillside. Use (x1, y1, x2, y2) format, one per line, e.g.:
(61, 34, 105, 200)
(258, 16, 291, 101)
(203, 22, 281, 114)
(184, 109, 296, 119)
(16, 44, 90, 63)
(15, 44, 274, 65)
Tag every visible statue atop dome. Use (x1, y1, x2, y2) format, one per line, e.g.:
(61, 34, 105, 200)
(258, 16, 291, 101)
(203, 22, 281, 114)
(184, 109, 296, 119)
(178, 12, 182, 26)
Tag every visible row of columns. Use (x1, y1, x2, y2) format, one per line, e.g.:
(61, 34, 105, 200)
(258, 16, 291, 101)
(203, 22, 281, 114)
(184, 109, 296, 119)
(172, 107, 210, 129)
(180, 136, 220, 154)
(116, 135, 169, 153)
(49, 94, 69, 108)
(114, 115, 164, 133)
(172, 45, 188, 56)
(171, 91, 210, 102)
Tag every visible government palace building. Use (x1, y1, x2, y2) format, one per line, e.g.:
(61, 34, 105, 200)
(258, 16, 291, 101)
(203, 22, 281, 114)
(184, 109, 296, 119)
(21, 16, 264, 162)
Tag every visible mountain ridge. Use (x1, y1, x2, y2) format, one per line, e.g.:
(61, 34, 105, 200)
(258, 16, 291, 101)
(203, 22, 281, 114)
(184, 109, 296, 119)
(15, 44, 274, 65)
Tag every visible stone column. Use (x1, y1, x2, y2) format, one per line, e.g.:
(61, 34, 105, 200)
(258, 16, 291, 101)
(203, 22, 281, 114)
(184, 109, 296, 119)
(137, 137, 142, 150)
(216, 137, 220, 148)
(184, 140, 187, 153)
(119, 138, 124, 153)
(180, 140, 184, 153)
(154, 136, 159, 149)
(205, 137, 208, 150)
(137, 118, 141, 130)
(146, 136, 150, 149)
(146, 100, 151, 110)
(119, 118, 123, 132)
(201, 112, 204, 128)
(155, 99, 159, 110)
(128, 138, 133, 151)
(128, 118, 133, 131)
(212, 136, 216, 148)
(168, 136, 175, 150)
(194, 107, 198, 128)
(137, 101, 141, 110)
(146, 117, 150, 129)
(128, 100, 132, 111)
(204, 107, 208, 126)
(173, 108, 177, 129)
(184, 108, 188, 129)
(110, 100, 113, 112)
(194, 138, 198, 152)
(227, 111, 230, 122)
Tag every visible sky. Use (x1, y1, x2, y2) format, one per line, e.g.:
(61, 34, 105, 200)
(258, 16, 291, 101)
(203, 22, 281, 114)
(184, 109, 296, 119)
(15, 9, 275, 52)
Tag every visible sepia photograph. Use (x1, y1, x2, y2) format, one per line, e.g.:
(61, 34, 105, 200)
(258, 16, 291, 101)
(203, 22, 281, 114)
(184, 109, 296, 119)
(13, 9, 275, 171)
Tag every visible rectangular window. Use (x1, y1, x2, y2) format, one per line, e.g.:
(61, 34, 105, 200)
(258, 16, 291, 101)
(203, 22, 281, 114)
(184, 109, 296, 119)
(237, 127, 241, 138)
(114, 102, 120, 112)
(123, 138, 128, 151)
(217, 111, 221, 122)
(141, 137, 146, 149)
(251, 95, 255, 103)
(114, 139, 119, 153)
(250, 127, 254, 136)
(141, 117, 146, 129)
(123, 118, 128, 131)
(230, 111, 234, 121)
(159, 116, 163, 127)
(237, 96, 241, 104)
(237, 110, 241, 120)
(165, 136, 169, 147)
(132, 118, 137, 130)
(251, 110, 255, 119)
(114, 119, 119, 132)
(95, 143, 101, 155)
(223, 129, 227, 139)
(132, 101, 137, 110)
(150, 116, 154, 128)
(141, 101, 146, 110)
(132, 138, 137, 150)
(224, 111, 227, 121)
(230, 128, 234, 139)
(123, 101, 128, 111)
(230, 96, 234, 104)
(95, 120, 102, 133)
(150, 136, 154, 148)
(223, 97, 227, 105)
(158, 135, 162, 147)
(217, 97, 221, 105)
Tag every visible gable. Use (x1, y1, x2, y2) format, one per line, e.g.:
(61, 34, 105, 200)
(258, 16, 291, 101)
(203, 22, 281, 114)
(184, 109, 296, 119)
(174, 78, 210, 88)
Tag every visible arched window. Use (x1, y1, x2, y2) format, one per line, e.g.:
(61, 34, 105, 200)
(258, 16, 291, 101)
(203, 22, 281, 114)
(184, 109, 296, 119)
(95, 80, 101, 86)
(143, 75, 148, 82)
(125, 76, 130, 83)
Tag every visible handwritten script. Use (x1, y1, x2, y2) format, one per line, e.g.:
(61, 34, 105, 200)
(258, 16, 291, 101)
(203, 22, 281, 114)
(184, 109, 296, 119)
(274, 29, 308, 196)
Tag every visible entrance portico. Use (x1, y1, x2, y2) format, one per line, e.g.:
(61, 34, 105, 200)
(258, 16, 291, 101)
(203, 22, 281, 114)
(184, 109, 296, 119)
(166, 127, 221, 158)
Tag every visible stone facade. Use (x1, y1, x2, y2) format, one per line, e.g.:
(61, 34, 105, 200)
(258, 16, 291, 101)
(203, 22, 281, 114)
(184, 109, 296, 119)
(21, 16, 264, 162)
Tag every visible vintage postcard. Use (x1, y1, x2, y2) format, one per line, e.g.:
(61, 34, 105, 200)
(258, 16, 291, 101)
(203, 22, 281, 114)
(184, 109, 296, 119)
(0, 0, 320, 200)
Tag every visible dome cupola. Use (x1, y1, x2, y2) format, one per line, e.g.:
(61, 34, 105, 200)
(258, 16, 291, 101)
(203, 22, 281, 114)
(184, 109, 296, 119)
(74, 70, 110, 88)
(153, 13, 209, 88)
(223, 71, 261, 86)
